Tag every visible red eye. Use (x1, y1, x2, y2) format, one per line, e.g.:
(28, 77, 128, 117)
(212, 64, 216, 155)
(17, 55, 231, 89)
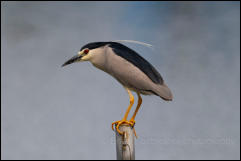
(84, 49, 89, 54)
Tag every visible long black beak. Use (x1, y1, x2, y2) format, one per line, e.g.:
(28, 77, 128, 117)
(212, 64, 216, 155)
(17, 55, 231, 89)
(62, 54, 83, 67)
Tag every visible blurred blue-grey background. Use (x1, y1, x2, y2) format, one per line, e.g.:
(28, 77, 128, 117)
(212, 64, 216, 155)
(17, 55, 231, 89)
(1, 1, 240, 160)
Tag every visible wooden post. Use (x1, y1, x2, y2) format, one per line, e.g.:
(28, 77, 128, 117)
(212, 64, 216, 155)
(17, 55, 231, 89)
(115, 124, 135, 160)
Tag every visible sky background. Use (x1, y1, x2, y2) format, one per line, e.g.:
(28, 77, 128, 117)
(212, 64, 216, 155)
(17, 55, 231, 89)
(1, 1, 240, 160)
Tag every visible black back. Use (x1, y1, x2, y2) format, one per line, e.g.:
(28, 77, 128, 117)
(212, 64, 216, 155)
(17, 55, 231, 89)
(81, 42, 164, 84)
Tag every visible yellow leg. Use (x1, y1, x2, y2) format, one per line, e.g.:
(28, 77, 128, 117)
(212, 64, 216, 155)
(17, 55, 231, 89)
(112, 88, 135, 135)
(127, 93, 142, 138)
(130, 92, 142, 123)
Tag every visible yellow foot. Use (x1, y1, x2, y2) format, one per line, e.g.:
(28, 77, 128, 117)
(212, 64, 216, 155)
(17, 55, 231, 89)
(111, 120, 135, 135)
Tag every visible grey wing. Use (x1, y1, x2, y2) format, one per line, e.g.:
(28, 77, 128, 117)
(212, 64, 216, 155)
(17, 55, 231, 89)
(107, 55, 158, 94)
(107, 43, 173, 101)
(110, 43, 164, 85)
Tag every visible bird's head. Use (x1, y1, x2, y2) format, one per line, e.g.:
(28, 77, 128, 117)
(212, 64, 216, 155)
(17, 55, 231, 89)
(62, 48, 92, 67)
(62, 42, 109, 67)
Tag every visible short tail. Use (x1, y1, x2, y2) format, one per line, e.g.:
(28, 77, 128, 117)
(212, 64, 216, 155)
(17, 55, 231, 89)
(155, 83, 173, 101)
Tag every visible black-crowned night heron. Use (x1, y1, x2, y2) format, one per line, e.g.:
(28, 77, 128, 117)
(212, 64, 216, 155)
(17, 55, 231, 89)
(62, 41, 173, 136)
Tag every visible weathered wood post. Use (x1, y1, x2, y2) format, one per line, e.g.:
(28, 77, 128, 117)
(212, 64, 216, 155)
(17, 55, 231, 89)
(115, 124, 135, 160)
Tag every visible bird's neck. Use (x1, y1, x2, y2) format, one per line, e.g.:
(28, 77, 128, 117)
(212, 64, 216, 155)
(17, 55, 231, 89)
(89, 47, 108, 72)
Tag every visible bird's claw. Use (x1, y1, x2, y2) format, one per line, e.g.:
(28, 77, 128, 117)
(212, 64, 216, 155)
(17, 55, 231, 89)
(112, 120, 136, 135)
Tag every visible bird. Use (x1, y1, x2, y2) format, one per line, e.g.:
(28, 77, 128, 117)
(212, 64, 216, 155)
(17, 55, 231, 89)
(62, 41, 173, 136)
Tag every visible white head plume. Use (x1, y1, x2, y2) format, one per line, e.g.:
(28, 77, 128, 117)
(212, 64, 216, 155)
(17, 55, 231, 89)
(112, 40, 154, 49)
